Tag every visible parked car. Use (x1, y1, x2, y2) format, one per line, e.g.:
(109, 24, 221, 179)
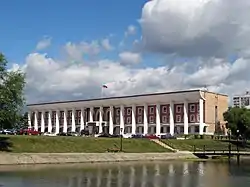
(43, 132, 57, 136)
(123, 133, 133, 138)
(57, 132, 68, 136)
(132, 134, 144, 138)
(160, 134, 176, 139)
(111, 134, 123, 138)
(68, 132, 79, 136)
(145, 134, 159, 139)
(97, 133, 112, 138)
(19, 128, 41, 135)
(2, 129, 17, 135)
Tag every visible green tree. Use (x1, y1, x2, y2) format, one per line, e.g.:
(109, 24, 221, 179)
(223, 107, 250, 137)
(17, 112, 29, 129)
(0, 53, 26, 129)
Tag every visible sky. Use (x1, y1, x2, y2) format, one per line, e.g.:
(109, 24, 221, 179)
(1, 0, 250, 104)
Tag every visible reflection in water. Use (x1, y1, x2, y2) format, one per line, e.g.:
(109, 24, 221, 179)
(1, 161, 250, 187)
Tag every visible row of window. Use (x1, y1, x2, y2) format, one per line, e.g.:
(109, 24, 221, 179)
(36, 113, 201, 127)
(175, 104, 199, 113)
(35, 104, 199, 119)
(39, 113, 200, 124)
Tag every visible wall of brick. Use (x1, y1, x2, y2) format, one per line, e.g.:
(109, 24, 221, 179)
(201, 91, 228, 134)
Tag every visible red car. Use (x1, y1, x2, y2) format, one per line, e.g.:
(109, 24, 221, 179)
(19, 128, 41, 135)
(145, 134, 159, 139)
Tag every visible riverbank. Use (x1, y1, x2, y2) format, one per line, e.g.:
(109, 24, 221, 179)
(0, 152, 196, 165)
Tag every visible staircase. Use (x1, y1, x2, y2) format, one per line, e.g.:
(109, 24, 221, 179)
(150, 139, 178, 152)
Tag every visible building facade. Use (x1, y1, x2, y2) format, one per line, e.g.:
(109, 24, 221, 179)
(27, 89, 228, 135)
(233, 91, 250, 108)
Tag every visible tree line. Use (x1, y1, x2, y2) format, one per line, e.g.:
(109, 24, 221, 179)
(0, 53, 27, 130)
(224, 107, 250, 138)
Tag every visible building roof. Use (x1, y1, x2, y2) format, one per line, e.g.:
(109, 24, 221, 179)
(27, 89, 228, 107)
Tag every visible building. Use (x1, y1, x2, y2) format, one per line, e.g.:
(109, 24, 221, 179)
(27, 89, 228, 135)
(233, 91, 250, 108)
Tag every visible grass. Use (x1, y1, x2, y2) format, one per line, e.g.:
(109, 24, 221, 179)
(161, 139, 249, 151)
(0, 135, 171, 153)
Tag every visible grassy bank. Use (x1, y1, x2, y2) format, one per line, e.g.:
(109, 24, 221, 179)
(0, 135, 171, 153)
(162, 139, 249, 151)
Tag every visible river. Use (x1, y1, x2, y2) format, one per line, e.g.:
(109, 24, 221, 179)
(0, 161, 249, 187)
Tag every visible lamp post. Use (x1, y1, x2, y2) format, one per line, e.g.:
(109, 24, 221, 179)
(228, 129, 231, 156)
(236, 129, 239, 153)
(120, 127, 123, 152)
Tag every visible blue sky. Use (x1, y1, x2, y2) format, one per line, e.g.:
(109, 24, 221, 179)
(0, 0, 147, 64)
(1, 0, 249, 103)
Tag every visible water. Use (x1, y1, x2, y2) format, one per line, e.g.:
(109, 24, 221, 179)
(0, 161, 250, 187)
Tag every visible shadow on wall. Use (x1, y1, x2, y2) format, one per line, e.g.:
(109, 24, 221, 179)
(0, 137, 12, 152)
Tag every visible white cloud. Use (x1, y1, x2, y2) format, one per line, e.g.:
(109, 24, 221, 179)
(64, 41, 100, 61)
(36, 37, 51, 50)
(101, 38, 113, 51)
(125, 25, 137, 36)
(18, 49, 250, 104)
(119, 52, 142, 65)
(140, 0, 250, 57)
(12, 0, 250, 104)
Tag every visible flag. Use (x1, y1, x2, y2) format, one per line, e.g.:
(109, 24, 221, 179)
(102, 84, 108, 88)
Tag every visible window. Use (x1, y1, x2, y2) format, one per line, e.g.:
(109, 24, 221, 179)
(149, 116, 154, 123)
(149, 107, 154, 114)
(116, 109, 120, 115)
(78, 119, 81, 124)
(127, 108, 132, 115)
(162, 106, 168, 113)
(126, 117, 131, 124)
(190, 114, 195, 122)
(195, 126, 199, 133)
(180, 126, 184, 133)
(78, 111, 81, 116)
(176, 115, 181, 123)
(137, 116, 142, 124)
(176, 105, 182, 113)
(197, 114, 200, 122)
(116, 117, 120, 125)
(162, 116, 167, 123)
(167, 126, 170, 133)
(189, 104, 195, 112)
(69, 111, 72, 117)
(138, 108, 143, 115)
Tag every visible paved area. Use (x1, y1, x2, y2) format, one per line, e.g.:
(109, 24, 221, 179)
(0, 152, 196, 165)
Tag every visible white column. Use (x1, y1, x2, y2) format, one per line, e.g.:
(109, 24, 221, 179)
(48, 110, 52, 133)
(99, 106, 103, 134)
(71, 109, 76, 132)
(143, 104, 148, 135)
(199, 99, 204, 135)
(89, 107, 93, 122)
(120, 105, 124, 135)
(156, 104, 161, 135)
(80, 108, 85, 130)
(28, 112, 32, 128)
(132, 105, 136, 134)
(55, 110, 60, 134)
(41, 111, 45, 133)
(184, 101, 189, 135)
(34, 111, 38, 130)
(63, 110, 67, 133)
(169, 101, 174, 135)
(109, 106, 114, 134)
